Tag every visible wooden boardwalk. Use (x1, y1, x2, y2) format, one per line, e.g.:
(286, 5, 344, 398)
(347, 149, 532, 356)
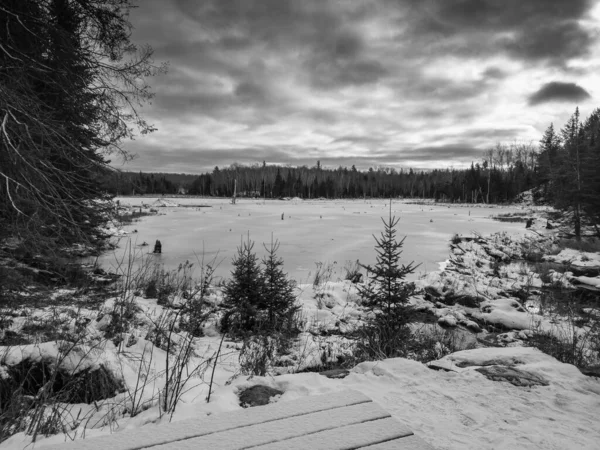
(44, 390, 435, 449)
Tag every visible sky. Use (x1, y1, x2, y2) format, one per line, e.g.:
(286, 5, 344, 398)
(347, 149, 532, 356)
(119, 0, 600, 174)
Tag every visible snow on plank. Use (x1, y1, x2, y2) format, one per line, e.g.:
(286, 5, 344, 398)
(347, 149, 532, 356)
(360, 434, 437, 450)
(151, 402, 391, 450)
(42, 390, 371, 450)
(250, 417, 414, 450)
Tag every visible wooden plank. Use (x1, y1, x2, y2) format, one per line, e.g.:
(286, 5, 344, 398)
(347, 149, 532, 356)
(359, 434, 437, 450)
(152, 402, 391, 450)
(251, 417, 413, 450)
(42, 390, 371, 450)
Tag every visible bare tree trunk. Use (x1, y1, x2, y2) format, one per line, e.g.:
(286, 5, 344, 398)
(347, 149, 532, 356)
(232, 179, 237, 204)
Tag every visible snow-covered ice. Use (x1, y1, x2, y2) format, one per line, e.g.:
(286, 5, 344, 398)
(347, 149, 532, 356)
(97, 198, 528, 282)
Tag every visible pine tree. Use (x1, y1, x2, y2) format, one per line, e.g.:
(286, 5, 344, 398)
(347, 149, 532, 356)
(261, 238, 300, 332)
(273, 168, 284, 198)
(579, 109, 600, 236)
(357, 201, 419, 358)
(537, 123, 561, 198)
(549, 108, 586, 238)
(1, 0, 163, 256)
(221, 237, 264, 336)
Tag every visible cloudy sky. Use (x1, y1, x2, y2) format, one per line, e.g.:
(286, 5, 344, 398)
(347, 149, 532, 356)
(120, 0, 600, 174)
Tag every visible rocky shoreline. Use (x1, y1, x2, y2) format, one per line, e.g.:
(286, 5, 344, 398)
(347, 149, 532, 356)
(410, 212, 600, 371)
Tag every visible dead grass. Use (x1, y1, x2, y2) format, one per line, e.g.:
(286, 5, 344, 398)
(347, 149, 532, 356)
(556, 238, 600, 253)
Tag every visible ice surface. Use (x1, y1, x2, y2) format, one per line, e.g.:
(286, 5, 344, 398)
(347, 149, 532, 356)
(97, 198, 527, 282)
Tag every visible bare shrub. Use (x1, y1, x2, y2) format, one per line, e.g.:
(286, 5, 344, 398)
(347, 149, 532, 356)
(343, 260, 361, 281)
(527, 290, 600, 369)
(408, 325, 477, 363)
(556, 237, 600, 253)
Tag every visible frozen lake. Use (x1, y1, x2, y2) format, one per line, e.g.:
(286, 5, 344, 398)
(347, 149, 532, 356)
(99, 197, 528, 283)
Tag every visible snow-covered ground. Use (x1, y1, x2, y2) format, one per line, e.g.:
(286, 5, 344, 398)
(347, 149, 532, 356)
(98, 197, 529, 282)
(4, 344, 599, 450)
(3, 200, 599, 450)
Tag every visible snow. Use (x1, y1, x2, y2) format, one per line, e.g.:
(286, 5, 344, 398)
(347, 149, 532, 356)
(3, 199, 600, 449)
(4, 343, 600, 450)
(151, 199, 180, 208)
(474, 298, 537, 330)
(96, 198, 528, 283)
(570, 275, 600, 288)
(544, 249, 600, 267)
(1, 341, 116, 375)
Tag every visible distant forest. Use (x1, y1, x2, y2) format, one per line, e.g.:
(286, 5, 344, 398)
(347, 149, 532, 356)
(103, 148, 537, 203)
(102, 108, 600, 213)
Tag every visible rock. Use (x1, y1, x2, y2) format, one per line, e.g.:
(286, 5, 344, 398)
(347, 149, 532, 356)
(321, 295, 336, 309)
(438, 315, 457, 327)
(454, 294, 485, 308)
(465, 320, 482, 333)
(427, 362, 457, 372)
(319, 368, 350, 379)
(238, 385, 283, 408)
(569, 265, 600, 277)
(349, 273, 363, 284)
(1, 359, 124, 405)
(95, 313, 111, 332)
(423, 285, 443, 301)
(475, 365, 549, 387)
(517, 330, 531, 340)
(582, 308, 600, 319)
(579, 366, 600, 378)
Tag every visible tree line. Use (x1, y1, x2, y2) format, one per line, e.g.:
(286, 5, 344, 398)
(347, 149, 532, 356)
(101, 107, 600, 238)
(103, 146, 539, 203)
(536, 107, 600, 238)
(101, 171, 197, 195)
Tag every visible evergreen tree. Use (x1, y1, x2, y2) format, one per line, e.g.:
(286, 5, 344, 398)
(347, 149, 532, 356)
(0, 0, 163, 256)
(273, 168, 284, 197)
(357, 202, 419, 358)
(551, 108, 585, 238)
(221, 237, 264, 336)
(537, 123, 561, 198)
(579, 109, 600, 236)
(261, 238, 300, 332)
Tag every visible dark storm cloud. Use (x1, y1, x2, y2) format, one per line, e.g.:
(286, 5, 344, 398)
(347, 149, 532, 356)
(482, 67, 506, 80)
(402, 0, 596, 65)
(124, 0, 600, 172)
(407, 77, 488, 102)
(502, 22, 594, 63)
(528, 82, 591, 106)
(309, 59, 389, 88)
(173, 0, 341, 49)
(133, 0, 597, 120)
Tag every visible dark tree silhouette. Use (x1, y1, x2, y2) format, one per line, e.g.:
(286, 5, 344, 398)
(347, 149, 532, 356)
(0, 0, 165, 255)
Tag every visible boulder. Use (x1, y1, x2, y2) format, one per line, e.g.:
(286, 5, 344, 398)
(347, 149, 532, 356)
(475, 365, 549, 387)
(579, 366, 600, 378)
(238, 385, 283, 408)
(319, 368, 350, 379)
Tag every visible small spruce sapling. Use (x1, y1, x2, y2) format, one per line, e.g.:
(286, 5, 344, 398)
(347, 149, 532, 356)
(221, 236, 264, 336)
(261, 236, 300, 334)
(357, 201, 419, 358)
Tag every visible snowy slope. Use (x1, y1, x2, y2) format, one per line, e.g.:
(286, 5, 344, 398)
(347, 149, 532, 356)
(4, 348, 599, 450)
